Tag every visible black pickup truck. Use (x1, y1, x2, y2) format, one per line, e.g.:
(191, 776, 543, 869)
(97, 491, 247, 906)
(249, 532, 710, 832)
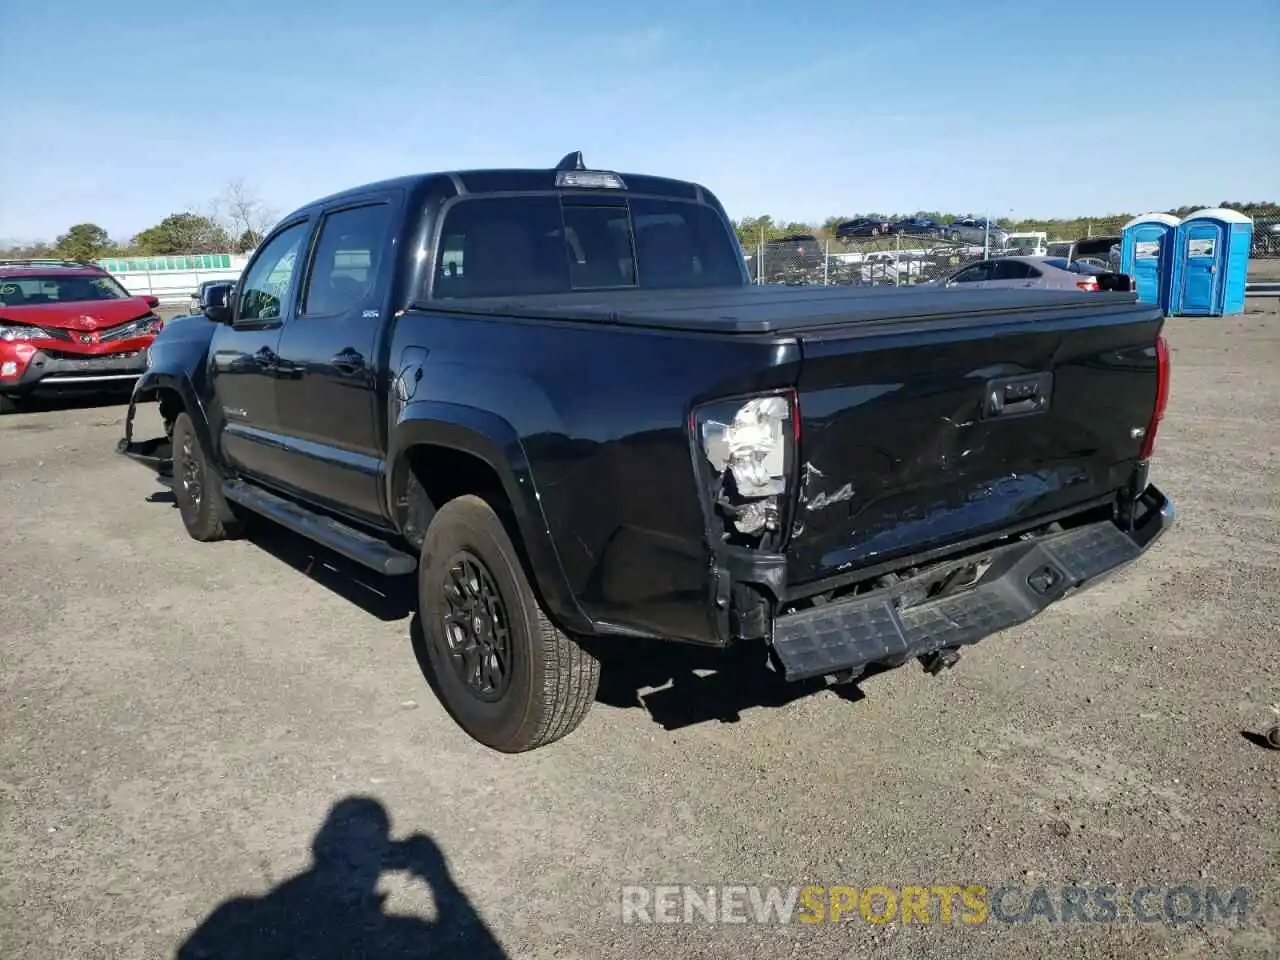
(119, 152, 1174, 753)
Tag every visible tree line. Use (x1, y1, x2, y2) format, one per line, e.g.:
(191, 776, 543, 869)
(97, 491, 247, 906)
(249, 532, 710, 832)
(0, 179, 278, 262)
(733, 201, 1280, 247)
(3, 185, 1276, 262)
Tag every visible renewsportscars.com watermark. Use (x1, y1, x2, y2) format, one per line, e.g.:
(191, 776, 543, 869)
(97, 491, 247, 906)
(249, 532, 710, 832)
(619, 884, 1254, 926)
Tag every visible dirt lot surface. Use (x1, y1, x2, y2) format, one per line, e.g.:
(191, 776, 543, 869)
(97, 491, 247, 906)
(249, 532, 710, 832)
(2, 302, 1277, 960)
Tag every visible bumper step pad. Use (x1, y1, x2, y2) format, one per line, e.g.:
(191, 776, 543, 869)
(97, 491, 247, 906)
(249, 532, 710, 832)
(772, 500, 1171, 683)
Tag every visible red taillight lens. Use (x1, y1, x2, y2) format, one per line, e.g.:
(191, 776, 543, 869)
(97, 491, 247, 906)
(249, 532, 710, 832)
(1076, 277, 1099, 291)
(1138, 335, 1170, 460)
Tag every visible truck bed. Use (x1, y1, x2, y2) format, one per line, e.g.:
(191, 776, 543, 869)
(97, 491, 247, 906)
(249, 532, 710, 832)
(413, 284, 1153, 336)
(414, 281, 1166, 600)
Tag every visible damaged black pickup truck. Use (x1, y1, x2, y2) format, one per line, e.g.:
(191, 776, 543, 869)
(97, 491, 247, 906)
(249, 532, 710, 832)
(119, 152, 1174, 753)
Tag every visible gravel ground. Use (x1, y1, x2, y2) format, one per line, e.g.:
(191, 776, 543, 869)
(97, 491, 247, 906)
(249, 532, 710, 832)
(1, 301, 1277, 960)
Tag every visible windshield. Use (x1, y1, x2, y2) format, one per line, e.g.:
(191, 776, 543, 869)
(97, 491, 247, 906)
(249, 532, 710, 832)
(432, 195, 746, 299)
(0, 273, 132, 307)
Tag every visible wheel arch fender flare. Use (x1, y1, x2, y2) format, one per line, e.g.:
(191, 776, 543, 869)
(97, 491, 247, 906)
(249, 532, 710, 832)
(128, 369, 216, 461)
(387, 400, 592, 635)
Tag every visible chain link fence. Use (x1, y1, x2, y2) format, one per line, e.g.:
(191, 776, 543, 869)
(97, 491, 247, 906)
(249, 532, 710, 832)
(745, 215, 1280, 287)
(746, 234, 995, 287)
(1252, 216, 1280, 258)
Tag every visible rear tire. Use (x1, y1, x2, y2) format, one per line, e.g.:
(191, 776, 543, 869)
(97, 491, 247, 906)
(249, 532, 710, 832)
(420, 494, 599, 753)
(172, 412, 243, 542)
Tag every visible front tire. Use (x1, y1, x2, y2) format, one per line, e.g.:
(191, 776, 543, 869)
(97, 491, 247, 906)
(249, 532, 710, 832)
(0, 394, 23, 414)
(420, 494, 599, 752)
(172, 412, 243, 542)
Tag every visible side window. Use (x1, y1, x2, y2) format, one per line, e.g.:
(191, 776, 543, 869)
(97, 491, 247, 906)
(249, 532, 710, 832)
(991, 260, 1031, 281)
(951, 263, 990, 283)
(301, 203, 393, 316)
(238, 222, 309, 322)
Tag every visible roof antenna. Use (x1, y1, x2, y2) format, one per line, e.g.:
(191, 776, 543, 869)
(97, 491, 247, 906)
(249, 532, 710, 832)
(555, 151, 586, 171)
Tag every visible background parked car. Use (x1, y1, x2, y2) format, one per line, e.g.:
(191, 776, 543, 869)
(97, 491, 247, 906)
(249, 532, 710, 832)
(933, 255, 1130, 292)
(1046, 235, 1122, 271)
(188, 279, 234, 316)
(0, 258, 165, 412)
(943, 217, 1010, 247)
(999, 232, 1049, 256)
(835, 218, 892, 241)
(889, 217, 940, 236)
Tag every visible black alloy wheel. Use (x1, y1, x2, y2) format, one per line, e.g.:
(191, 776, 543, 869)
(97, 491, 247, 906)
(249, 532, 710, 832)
(418, 494, 600, 752)
(441, 551, 514, 702)
(170, 412, 242, 542)
(179, 430, 204, 516)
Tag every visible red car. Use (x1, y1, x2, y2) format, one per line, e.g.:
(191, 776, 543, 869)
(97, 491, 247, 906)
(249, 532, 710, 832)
(0, 259, 165, 413)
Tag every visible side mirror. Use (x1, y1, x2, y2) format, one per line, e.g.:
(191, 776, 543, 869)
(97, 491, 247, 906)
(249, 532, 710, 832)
(200, 281, 235, 324)
(145, 295, 161, 308)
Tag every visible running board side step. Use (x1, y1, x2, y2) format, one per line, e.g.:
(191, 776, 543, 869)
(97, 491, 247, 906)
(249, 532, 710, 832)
(221, 480, 417, 576)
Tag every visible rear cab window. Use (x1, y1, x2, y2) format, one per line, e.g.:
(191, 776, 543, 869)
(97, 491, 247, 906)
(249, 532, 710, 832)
(431, 195, 744, 299)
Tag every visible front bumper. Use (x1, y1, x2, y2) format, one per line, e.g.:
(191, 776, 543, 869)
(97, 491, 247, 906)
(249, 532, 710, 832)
(116, 395, 173, 477)
(1, 347, 147, 395)
(769, 484, 1174, 682)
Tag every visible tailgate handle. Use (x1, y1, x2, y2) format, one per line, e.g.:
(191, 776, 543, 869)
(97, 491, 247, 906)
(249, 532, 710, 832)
(983, 372, 1052, 419)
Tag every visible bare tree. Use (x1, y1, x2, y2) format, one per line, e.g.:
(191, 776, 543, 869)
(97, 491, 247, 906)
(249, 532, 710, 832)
(214, 178, 279, 253)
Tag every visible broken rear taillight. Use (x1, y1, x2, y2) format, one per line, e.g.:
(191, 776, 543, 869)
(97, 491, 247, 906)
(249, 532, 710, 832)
(1138, 334, 1170, 460)
(693, 389, 798, 537)
(1075, 277, 1100, 292)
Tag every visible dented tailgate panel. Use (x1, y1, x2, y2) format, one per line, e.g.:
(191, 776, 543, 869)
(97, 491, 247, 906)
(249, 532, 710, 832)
(787, 309, 1164, 588)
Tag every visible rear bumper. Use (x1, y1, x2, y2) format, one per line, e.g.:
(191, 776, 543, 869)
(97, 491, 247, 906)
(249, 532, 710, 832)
(769, 483, 1174, 682)
(0, 347, 146, 396)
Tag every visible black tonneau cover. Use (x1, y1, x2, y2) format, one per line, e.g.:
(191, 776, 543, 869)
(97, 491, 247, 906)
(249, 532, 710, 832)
(412, 285, 1150, 336)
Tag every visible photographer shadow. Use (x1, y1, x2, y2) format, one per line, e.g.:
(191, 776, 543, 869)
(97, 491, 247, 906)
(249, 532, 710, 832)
(176, 796, 506, 959)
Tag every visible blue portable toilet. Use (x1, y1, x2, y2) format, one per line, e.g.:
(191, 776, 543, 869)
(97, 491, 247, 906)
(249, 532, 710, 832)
(1171, 208, 1254, 316)
(1120, 213, 1179, 310)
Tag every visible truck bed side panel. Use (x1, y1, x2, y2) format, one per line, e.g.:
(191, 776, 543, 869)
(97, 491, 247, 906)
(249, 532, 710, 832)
(390, 310, 798, 644)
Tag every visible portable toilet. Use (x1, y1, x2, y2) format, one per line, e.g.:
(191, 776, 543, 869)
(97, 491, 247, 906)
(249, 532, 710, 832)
(1170, 208, 1254, 316)
(1120, 213, 1180, 311)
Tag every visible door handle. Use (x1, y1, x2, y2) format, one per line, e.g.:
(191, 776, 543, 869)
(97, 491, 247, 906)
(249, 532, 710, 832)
(253, 346, 279, 368)
(331, 348, 365, 373)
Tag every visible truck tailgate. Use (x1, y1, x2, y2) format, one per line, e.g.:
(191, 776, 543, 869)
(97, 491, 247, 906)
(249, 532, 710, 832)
(788, 300, 1164, 588)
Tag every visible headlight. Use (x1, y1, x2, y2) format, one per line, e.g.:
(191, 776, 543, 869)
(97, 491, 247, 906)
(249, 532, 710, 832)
(696, 392, 796, 536)
(0, 325, 55, 342)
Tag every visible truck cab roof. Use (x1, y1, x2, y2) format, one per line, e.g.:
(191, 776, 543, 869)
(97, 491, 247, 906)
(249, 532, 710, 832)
(285, 155, 729, 223)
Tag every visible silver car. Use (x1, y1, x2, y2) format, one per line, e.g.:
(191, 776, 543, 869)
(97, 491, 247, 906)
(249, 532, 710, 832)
(937, 255, 1119, 292)
(942, 217, 1010, 247)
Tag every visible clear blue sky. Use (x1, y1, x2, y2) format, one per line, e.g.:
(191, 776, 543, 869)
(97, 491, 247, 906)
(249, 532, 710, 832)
(1, 0, 1276, 242)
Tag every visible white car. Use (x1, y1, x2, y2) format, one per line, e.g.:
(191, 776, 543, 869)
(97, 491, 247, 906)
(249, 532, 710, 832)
(999, 232, 1048, 256)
